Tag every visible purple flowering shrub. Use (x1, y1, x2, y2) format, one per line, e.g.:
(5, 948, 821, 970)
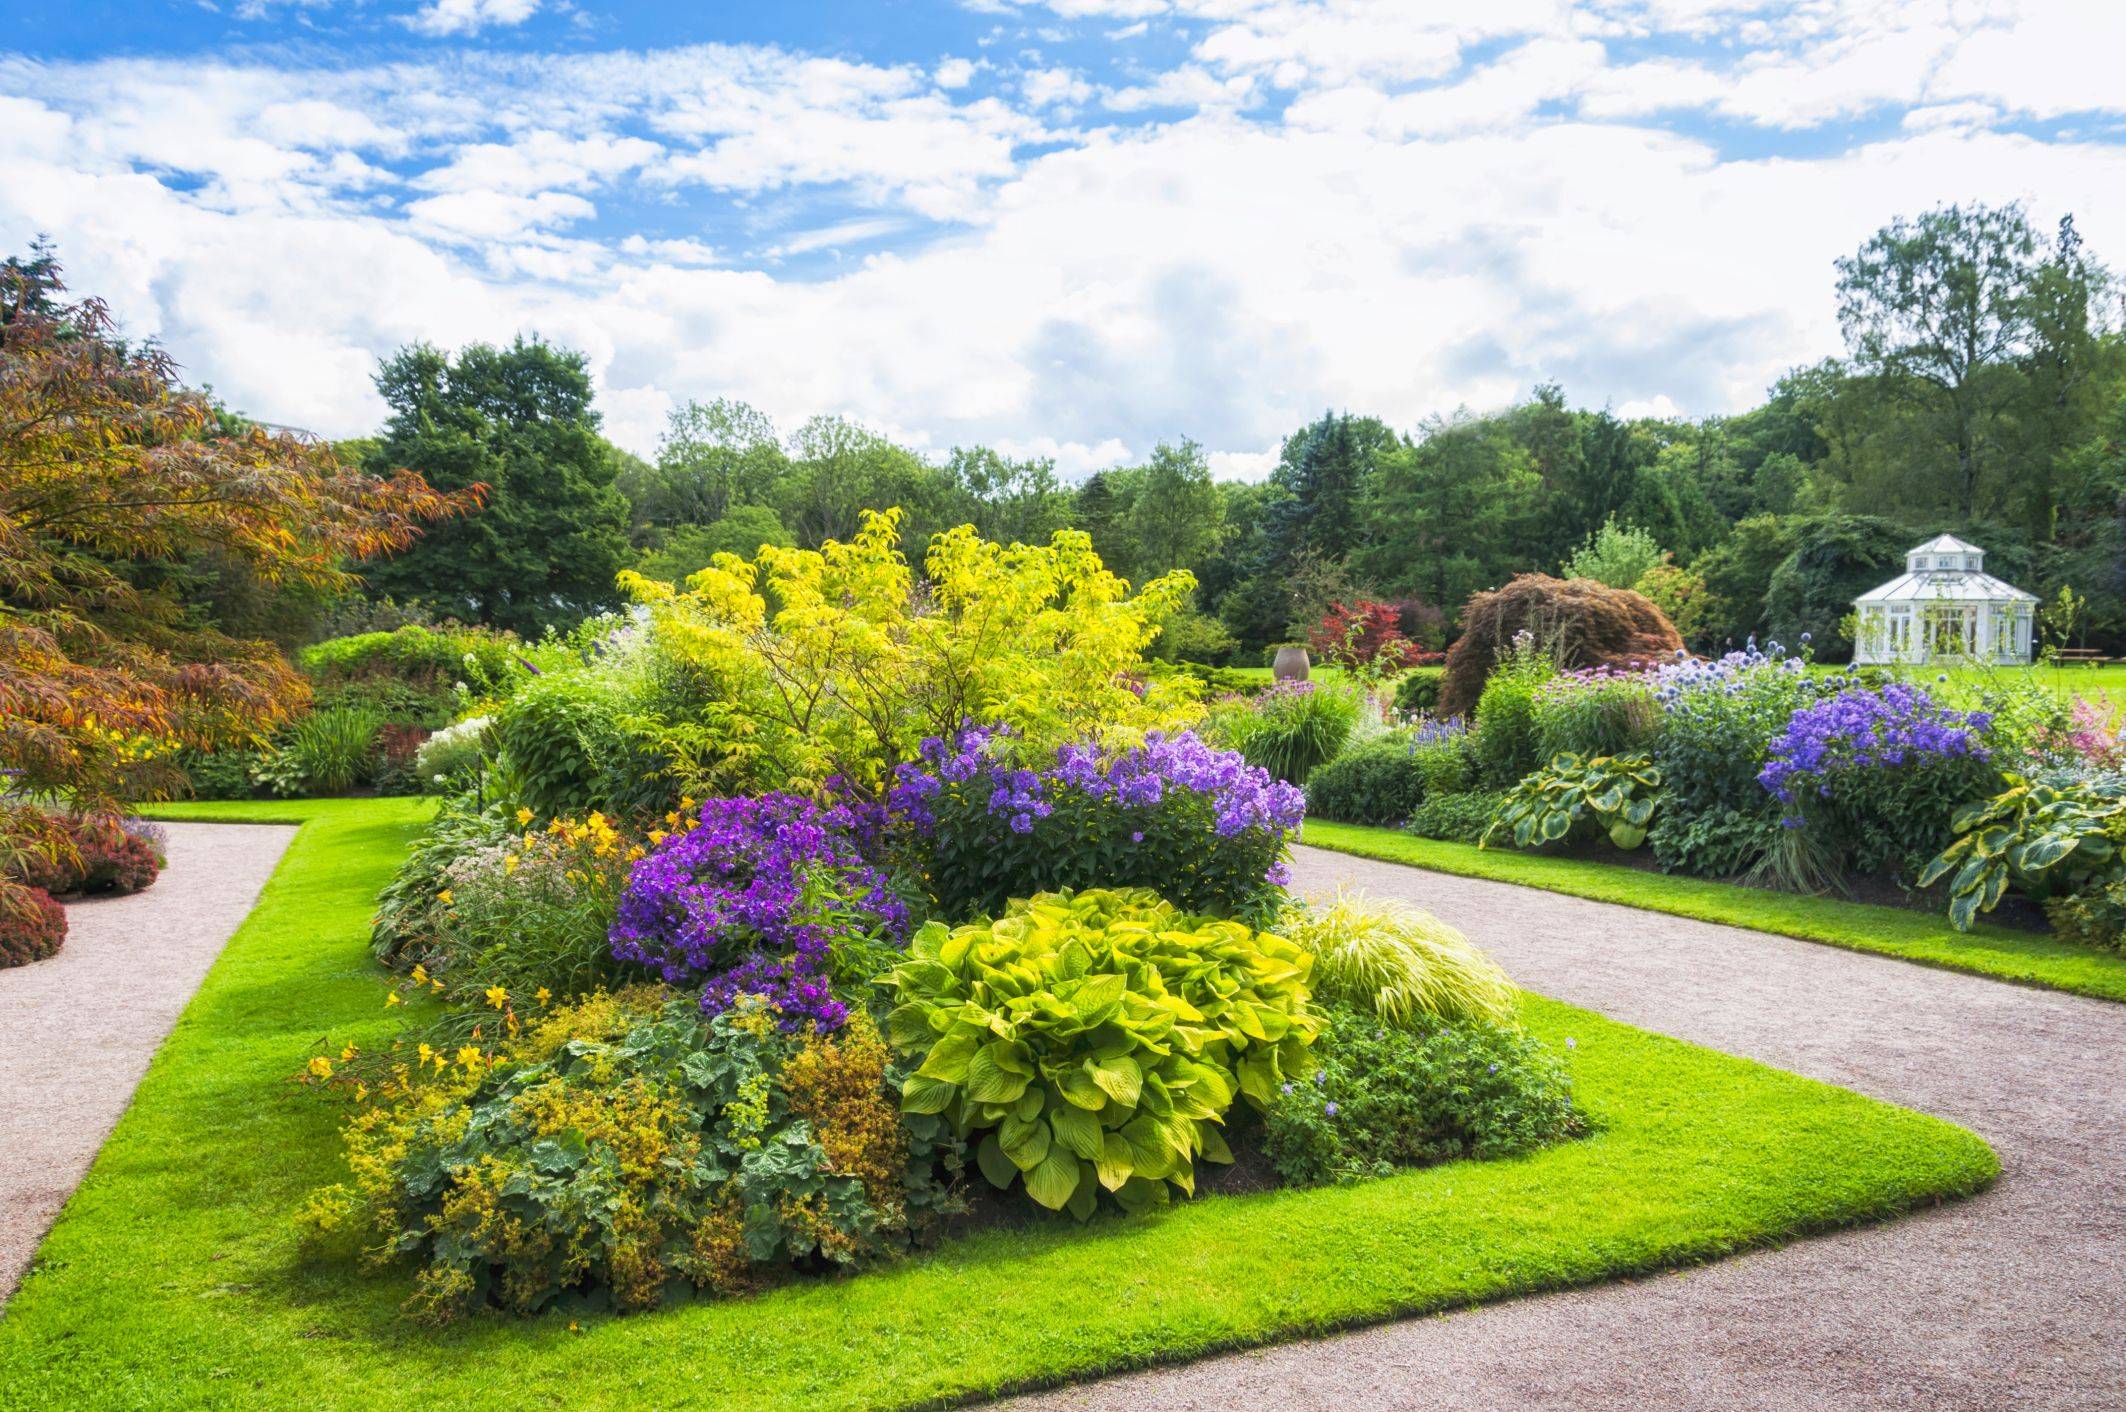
(609, 795, 911, 1032)
(885, 726, 1305, 924)
(1758, 681, 2002, 878)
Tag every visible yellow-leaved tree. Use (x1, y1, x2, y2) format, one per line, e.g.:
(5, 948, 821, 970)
(619, 508, 1200, 795)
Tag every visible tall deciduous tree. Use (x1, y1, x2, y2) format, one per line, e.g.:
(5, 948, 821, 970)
(361, 338, 630, 633)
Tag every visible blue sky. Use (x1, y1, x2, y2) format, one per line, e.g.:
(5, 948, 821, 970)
(3, 1, 2123, 475)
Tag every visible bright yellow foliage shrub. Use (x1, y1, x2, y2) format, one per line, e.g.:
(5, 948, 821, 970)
(619, 508, 1202, 795)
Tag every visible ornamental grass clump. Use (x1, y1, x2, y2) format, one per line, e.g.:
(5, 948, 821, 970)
(1212, 678, 1365, 785)
(1279, 891, 1518, 1027)
(887, 726, 1305, 924)
(610, 794, 910, 1032)
(878, 888, 1319, 1219)
(303, 991, 960, 1323)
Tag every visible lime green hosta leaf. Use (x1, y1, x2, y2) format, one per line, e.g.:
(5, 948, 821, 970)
(1094, 1131, 1133, 1190)
(1048, 1102, 1102, 1160)
(1197, 1122, 1233, 1165)
(965, 1045, 1030, 1105)
(899, 1073, 957, 1115)
(1022, 1146, 1084, 1212)
(998, 1113, 1051, 1171)
(1091, 1053, 1142, 1107)
(1120, 1114, 1175, 1180)
(914, 1027, 982, 1084)
(976, 1134, 1017, 1190)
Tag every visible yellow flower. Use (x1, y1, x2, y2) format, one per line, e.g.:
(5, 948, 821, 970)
(437, 889, 454, 906)
(417, 1042, 435, 1067)
(484, 985, 509, 1011)
(339, 1044, 357, 1062)
(385, 991, 402, 1007)
(411, 964, 430, 986)
(516, 807, 534, 824)
(307, 1056, 334, 1080)
(353, 1082, 368, 1102)
(456, 1045, 484, 1071)
(503, 853, 520, 874)
(626, 846, 644, 861)
(647, 829, 668, 845)
(535, 987, 552, 1006)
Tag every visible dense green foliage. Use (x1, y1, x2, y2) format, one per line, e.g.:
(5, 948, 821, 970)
(1303, 735, 1432, 825)
(1484, 753, 1662, 851)
(1262, 1000, 1582, 1187)
(1920, 775, 2126, 930)
(1405, 790, 1506, 844)
(1214, 679, 1363, 785)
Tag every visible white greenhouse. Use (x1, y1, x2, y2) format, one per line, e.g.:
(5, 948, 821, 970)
(1852, 534, 2037, 666)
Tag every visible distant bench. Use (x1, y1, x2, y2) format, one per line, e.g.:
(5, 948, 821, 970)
(2052, 648, 2115, 666)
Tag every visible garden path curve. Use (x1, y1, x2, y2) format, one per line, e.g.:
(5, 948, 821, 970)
(1011, 842, 2126, 1412)
(0, 821, 294, 1304)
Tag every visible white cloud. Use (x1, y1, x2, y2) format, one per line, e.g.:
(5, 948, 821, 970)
(406, 0, 541, 38)
(5, 5, 2126, 474)
(936, 57, 978, 88)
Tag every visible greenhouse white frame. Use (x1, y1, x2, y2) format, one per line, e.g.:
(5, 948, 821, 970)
(1852, 534, 2037, 666)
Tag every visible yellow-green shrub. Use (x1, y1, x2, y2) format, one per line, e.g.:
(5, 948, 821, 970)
(619, 508, 1202, 795)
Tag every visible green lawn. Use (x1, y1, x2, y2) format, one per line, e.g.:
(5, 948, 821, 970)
(1301, 820, 2126, 1003)
(0, 798, 1996, 1410)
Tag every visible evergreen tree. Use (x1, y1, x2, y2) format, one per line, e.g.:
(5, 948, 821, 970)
(362, 338, 630, 634)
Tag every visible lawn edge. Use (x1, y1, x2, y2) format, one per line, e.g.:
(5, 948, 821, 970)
(1299, 820, 2126, 1005)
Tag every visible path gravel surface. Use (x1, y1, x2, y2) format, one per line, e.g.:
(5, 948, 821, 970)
(0, 821, 294, 1304)
(1013, 842, 2126, 1411)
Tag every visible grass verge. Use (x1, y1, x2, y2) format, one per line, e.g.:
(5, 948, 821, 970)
(0, 799, 1996, 1410)
(1301, 819, 2126, 1004)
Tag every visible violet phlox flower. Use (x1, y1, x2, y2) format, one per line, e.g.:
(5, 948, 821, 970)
(1756, 682, 1992, 806)
(608, 793, 907, 1032)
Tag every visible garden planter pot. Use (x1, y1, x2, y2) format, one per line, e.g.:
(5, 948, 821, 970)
(1273, 646, 1311, 682)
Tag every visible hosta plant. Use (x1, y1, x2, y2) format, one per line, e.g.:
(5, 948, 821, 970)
(1483, 752, 1661, 851)
(1917, 774, 2126, 931)
(877, 888, 1318, 1218)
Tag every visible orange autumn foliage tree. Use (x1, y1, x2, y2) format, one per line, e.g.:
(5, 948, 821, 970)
(0, 252, 476, 921)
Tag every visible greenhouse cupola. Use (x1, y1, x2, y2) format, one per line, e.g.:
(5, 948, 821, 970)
(1852, 534, 2037, 665)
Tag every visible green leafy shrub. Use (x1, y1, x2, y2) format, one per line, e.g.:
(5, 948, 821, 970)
(877, 888, 1319, 1218)
(305, 993, 959, 1322)
(1306, 724, 1478, 826)
(1531, 667, 1659, 762)
(300, 624, 521, 696)
(1214, 679, 1365, 785)
(1918, 774, 2126, 930)
(487, 674, 677, 821)
(1472, 634, 1556, 786)
(1484, 753, 1661, 851)
(1262, 999, 1583, 1187)
(370, 802, 515, 968)
(175, 745, 261, 800)
(0, 886, 65, 968)
(1406, 790, 1503, 844)
(1305, 736, 1428, 825)
(2047, 881, 2126, 951)
(1278, 892, 1516, 1026)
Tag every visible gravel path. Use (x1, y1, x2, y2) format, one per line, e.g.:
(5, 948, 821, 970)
(1014, 843, 2126, 1412)
(0, 821, 295, 1304)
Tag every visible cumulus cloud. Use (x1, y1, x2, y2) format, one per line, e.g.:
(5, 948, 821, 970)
(4, 3, 2126, 476)
(406, 0, 541, 38)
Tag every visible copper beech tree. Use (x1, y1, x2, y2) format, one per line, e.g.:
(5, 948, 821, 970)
(0, 252, 477, 922)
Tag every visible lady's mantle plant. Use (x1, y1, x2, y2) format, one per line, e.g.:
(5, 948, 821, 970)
(610, 794, 909, 1032)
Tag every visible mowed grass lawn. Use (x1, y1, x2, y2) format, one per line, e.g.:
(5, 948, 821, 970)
(0, 799, 1997, 1411)
(1300, 821, 2126, 1004)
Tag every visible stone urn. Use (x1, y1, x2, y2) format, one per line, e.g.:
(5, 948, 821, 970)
(1272, 645, 1311, 682)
